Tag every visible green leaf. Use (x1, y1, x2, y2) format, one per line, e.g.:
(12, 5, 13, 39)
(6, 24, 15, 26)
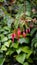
(22, 46, 32, 59)
(23, 62, 29, 65)
(0, 50, 3, 53)
(0, 54, 3, 58)
(1, 34, 5, 40)
(0, 28, 4, 33)
(31, 38, 37, 48)
(28, 58, 33, 63)
(3, 31, 9, 35)
(4, 42, 9, 47)
(25, 1, 31, 17)
(26, 50, 32, 59)
(7, 34, 11, 39)
(16, 54, 26, 64)
(16, 47, 22, 54)
(22, 46, 30, 53)
(30, 28, 37, 36)
(3, 26, 10, 32)
(25, 11, 31, 16)
(18, 38, 30, 44)
(32, 38, 37, 44)
(12, 43, 19, 49)
(0, 58, 5, 65)
(1, 45, 7, 51)
(6, 49, 14, 55)
(4, 40, 11, 47)
(1, 37, 8, 42)
(34, 43, 37, 48)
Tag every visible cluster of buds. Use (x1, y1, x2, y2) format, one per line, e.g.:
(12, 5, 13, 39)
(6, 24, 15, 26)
(11, 28, 30, 42)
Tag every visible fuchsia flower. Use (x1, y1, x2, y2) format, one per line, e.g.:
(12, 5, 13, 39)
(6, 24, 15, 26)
(11, 28, 31, 42)
(11, 28, 21, 42)
(23, 32, 26, 37)
(11, 33, 16, 42)
(17, 28, 21, 37)
(26, 28, 30, 33)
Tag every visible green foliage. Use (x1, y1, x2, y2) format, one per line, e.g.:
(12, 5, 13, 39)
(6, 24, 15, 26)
(23, 62, 29, 65)
(0, 0, 37, 65)
(18, 38, 30, 44)
(0, 58, 5, 65)
(0, 0, 4, 2)
(30, 28, 37, 36)
(16, 54, 26, 64)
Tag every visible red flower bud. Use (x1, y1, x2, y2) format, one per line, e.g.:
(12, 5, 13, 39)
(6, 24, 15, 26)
(23, 32, 26, 37)
(11, 33, 16, 42)
(17, 28, 21, 37)
(26, 28, 30, 33)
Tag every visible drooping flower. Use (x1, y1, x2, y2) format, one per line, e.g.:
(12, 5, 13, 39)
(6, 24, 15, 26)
(11, 33, 16, 42)
(26, 28, 30, 33)
(17, 28, 21, 37)
(23, 32, 26, 37)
